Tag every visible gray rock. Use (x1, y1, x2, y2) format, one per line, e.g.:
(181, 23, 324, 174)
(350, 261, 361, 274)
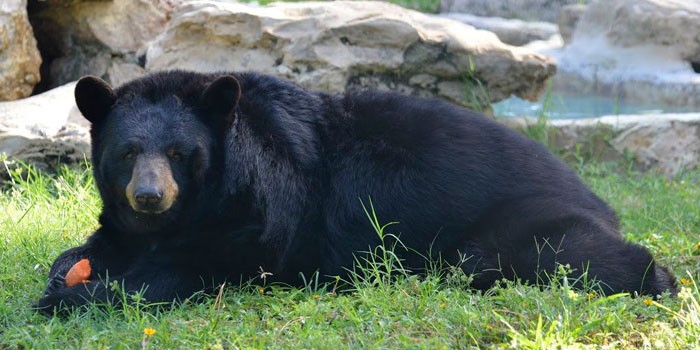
(0, 0, 42, 101)
(543, 0, 700, 109)
(611, 115, 700, 176)
(558, 4, 587, 45)
(28, 0, 177, 91)
(441, 13, 558, 46)
(146, 1, 556, 108)
(571, 114, 700, 176)
(440, 0, 581, 22)
(0, 82, 90, 174)
(107, 61, 147, 88)
(506, 113, 700, 176)
(599, 0, 700, 64)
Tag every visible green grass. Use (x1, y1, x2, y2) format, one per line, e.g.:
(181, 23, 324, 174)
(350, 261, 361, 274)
(1, 161, 699, 349)
(386, 0, 441, 13)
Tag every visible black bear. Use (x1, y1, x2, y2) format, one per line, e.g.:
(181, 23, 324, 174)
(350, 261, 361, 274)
(35, 70, 676, 314)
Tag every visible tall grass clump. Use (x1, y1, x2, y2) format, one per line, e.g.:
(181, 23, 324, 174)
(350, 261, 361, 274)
(346, 198, 410, 289)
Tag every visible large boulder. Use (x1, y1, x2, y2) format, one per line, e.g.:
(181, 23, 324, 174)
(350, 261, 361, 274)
(553, 114, 700, 177)
(27, 0, 177, 92)
(0, 82, 89, 174)
(611, 115, 700, 176)
(145, 1, 556, 108)
(598, 0, 700, 64)
(505, 113, 700, 177)
(439, 0, 581, 22)
(544, 0, 700, 109)
(0, 0, 41, 101)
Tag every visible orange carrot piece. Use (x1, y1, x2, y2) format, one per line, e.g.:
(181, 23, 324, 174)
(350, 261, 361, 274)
(64, 258, 92, 287)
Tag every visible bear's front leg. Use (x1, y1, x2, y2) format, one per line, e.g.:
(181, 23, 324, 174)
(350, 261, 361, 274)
(39, 228, 125, 297)
(41, 246, 102, 296)
(34, 244, 107, 316)
(35, 228, 136, 315)
(35, 255, 213, 316)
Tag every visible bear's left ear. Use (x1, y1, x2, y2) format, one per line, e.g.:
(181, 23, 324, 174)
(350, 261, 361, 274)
(200, 75, 242, 126)
(74, 76, 116, 124)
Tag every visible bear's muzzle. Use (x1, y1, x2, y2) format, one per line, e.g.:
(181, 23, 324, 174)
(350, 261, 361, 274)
(126, 156, 179, 214)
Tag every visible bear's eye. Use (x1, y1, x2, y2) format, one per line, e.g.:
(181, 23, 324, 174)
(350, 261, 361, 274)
(167, 149, 182, 161)
(124, 151, 135, 160)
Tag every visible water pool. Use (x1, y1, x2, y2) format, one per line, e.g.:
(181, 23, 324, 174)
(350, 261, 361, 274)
(493, 92, 698, 119)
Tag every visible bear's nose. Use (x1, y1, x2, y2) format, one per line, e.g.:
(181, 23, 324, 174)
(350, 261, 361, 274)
(134, 188, 163, 205)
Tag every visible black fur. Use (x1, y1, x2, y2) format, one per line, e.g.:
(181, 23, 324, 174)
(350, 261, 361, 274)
(35, 70, 676, 315)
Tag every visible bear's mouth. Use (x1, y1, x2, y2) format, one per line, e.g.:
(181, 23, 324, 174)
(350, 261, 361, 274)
(131, 204, 172, 215)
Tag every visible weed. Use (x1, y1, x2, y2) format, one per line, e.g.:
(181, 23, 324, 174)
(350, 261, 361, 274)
(461, 56, 492, 112)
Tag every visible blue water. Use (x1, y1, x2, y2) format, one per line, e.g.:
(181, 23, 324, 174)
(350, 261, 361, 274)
(493, 93, 698, 119)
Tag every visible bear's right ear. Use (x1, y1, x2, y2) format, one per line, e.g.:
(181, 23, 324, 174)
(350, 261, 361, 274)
(74, 76, 116, 124)
(200, 75, 242, 126)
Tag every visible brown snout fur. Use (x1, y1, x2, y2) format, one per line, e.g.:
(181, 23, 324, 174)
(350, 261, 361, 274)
(126, 156, 178, 214)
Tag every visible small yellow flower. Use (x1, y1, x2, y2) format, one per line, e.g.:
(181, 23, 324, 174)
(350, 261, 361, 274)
(643, 299, 653, 306)
(258, 288, 265, 295)
(693, 242, 700, 251)
(567, 290, 580, 300)
(586, 292, 597, 300)
(439, 302, 446, 309)
(143, 328, 156, 337)
(680, 278, 692, 285)
(312, 294, 320, 300)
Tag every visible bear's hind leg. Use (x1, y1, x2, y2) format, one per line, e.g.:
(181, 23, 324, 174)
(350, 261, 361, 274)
(538, 228, 678, 296)
(464, 197, 677, 296)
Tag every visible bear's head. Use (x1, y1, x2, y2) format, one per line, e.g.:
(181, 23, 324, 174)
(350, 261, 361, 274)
(74, 72, 241, 235)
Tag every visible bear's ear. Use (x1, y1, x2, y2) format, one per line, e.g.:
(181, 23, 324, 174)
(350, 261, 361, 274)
(74, 76, 116, 124)
(200, 75, 242, 124)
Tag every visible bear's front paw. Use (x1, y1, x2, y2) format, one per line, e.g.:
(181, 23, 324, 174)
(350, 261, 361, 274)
(33, 294, 69, 317)
(33, 286, 93, 317)
(34, 280, 118, 317)
(43, 274, 66, 296)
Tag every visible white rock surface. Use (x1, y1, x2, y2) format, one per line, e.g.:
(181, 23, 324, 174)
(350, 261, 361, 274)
(0, 82, 90, 173)
(145, 1, 556, 107)
(0, 0, 41, 101)
(538, 0, 700, 108)
(600, 0, 700, 63)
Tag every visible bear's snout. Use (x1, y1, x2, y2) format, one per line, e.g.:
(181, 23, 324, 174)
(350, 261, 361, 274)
(125, 156, 179, 214)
